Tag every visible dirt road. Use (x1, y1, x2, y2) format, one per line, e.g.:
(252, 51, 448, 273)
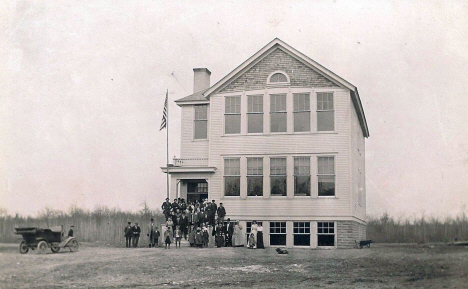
(0, 243, 467, 288)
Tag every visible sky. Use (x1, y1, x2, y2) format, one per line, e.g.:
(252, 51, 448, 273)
(1, 0, 468, 218)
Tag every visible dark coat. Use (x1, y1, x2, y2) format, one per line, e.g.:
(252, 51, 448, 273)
(217, 206, 226, 218)
(124, 225, 133, 237)
(132, 225, 141, 236)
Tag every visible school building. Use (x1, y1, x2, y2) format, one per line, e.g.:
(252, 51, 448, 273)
(162, 38, 369, 248)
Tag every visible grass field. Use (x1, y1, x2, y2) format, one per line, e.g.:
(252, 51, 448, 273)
(0, 242, 467, 288)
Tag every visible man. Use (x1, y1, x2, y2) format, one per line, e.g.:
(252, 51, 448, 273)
(217, 203, 226, 224)
(209, 200, 217, 226)
(161, 198, 172, 221)
(124, 221, 132, 248)
(68, 225, 74, 237)
(224, 218, 234, 247)
(132, 222, 141, 248)
(179, 211, 189, 240)
(171, 198, 180, 212)
(147, 218, 158, 248)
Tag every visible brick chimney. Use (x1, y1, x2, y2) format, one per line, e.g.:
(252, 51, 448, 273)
(193, 68, 211, 93)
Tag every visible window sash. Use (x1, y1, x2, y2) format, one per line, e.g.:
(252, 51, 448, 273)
(270, 176, 287, 196)
(293, 93, 310, 112)
(318, 157, 334, 174)
(269, 222, 287, 234)
(270, 158, 286, 175)
(317, 111, 334, 131)
(294, 157, 310, 175)
(270, 94, 287, 112)
(317, 92, 334, 111)
(294, 111, 310, 132)
(293, 222, 311, 234)
(247, 176, 263, 196)
(294, 176, 311, 196)
(224, 176, 240, 196)
(248, 95, 263, 113)
(225, 114, 241, 134)
(247, 113, 263, 133)
(247, 158, 263, 175)
(194, 120, 207, 139)
(317, 222, 335, 234)
(194, 105, 208, 120)
(224, 158, 240, 175)
(225, 96, 241, 114)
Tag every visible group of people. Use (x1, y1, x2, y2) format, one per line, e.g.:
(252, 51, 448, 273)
(161, 198, 233, 249)
(124, 221, 143, 248)
(123, 198, 264, 250)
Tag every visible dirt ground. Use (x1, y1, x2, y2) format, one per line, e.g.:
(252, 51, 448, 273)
(0, 242, 467, 289)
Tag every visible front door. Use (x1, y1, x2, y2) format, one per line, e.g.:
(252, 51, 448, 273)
(187, 181, 208, 203)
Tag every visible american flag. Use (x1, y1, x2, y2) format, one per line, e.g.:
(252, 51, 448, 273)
(160, 90, 168, 130)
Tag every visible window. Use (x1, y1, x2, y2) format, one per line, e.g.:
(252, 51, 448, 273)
(317, 92, 334, 131)
(247, 158, 263, 196)
(270, 94, 287, 132)
(270, 222, 286, 245)
(293, 222, 311, 246)
(270, 158, 287, 196)
(197, 182, 208, 193)
(224, 158, 240, 196)
(294, 93, 310, 132)
(294, 157, 310, 196)
(225, 96, 241, 134)
(318, 157, 335, 196)
(248, 95, 263, 133)
(194, 105, 208, 139)
(269, 73, 288, 83)
(246, 221, 263, 243)
(317, 222, 335, 246)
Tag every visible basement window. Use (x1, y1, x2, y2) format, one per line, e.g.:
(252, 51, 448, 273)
(293, 222, 311, 246)
(317, 222, 335, 247)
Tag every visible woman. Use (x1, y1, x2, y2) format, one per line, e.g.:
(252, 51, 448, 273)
(233, 221, 244, 247)
(251, 221, 258, 249)
(257, 223, 265, 249)
(208, 225, 215, 248)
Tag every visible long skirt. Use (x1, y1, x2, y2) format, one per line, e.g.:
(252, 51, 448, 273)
(257, 231, 264, 249)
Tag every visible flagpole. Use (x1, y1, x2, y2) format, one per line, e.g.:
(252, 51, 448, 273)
(166, 89, 169, 200)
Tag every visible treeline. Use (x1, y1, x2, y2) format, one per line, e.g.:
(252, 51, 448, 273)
(367, 211, 468, 243)
(2, 206, 468, 244)
(0, 204, 165, 245)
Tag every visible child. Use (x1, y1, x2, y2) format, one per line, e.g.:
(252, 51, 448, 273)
(248, 232, 256, 249)
(195, 228, 203, 248)
(174, 225, 182, 249)
(164, 225, 173, 249)
(188, 224, 196, 247)
(202, 225, 209, 247)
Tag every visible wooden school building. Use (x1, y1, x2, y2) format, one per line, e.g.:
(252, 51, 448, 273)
(162, 38, 370, 248)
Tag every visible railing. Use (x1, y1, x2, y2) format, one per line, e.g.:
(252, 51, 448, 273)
(173, 158, 208, 167)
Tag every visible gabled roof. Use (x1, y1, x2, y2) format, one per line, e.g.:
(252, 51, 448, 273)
(177, 38, 369, 137)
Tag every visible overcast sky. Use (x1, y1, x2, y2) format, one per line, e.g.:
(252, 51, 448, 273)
(1, 0, 467, 218)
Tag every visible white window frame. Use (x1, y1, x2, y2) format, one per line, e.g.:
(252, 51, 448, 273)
(224, 96, 241, 135)
(224, 158, 241, 197)
(270, 157, 287, 197)
(293, 93, 311, 133)
(317, 221, 336, 248)
(317, 156, 336, 197)
(293, 221, 311, 247)
(316, 92, 335, 132)
(247, 157, 263, 197)
(270, 94, 287, 133)
(267, 71, 290, 85)
(269, 221, 287, 246)
(193, 104, 208, 140)
(247, 95, 264, 134)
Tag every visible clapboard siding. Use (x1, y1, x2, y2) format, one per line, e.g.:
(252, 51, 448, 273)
(350, 98, 366, 220)
(180, 105, 209, 159)
(207, 88, 352, 217)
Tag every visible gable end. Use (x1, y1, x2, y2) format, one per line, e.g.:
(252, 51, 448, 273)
(219, 48, 340, 93)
